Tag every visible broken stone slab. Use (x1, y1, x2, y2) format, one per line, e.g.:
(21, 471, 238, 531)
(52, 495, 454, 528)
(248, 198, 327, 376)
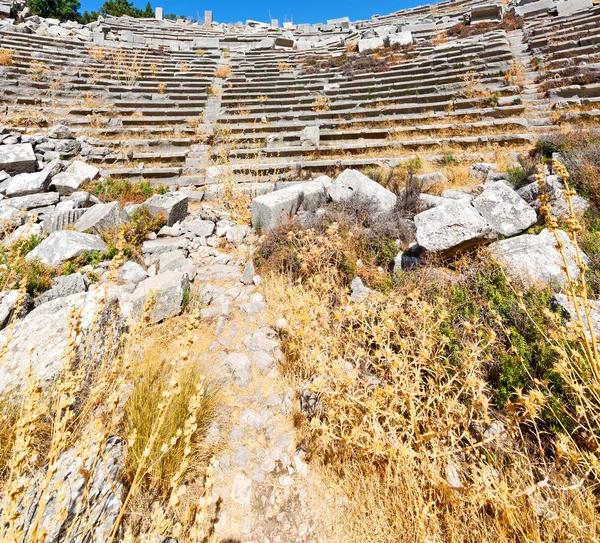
(4, 169, 50, 197)
(553, 293, 600, 342)
(50, 160, 99, 196)
(11, 436, 125, 543)
(115, 261, 147, 285)
(26, 230, 107, 266)
(472, 183, 537, 237)
(42, 208, 86, 233)
(74, 201, 129, 234)
(47, 124, 75, 139)
(181, 218, 214, 237)
(130, 270, 190, 324)
(141, 236, 189, 255)
(240, 259, 255, 285)
(414, 200, 496, 256)
(159, 249, 187, 273)
(300, 126, 320, 147)
(4, 192, 59, 210)
(142, 192, 188, 227)
(489, 229, 588, 288)
(0, 143, 37, 174)
(470, 162, 497, 181)
(226, 224, 251, 246)
(328, 169, 396, 214)
(251, 175, 331, 231)
(35, 272, 89, 306)
(389, 30, 413, 47)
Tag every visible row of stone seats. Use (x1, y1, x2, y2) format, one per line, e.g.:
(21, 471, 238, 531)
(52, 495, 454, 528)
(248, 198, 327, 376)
(522, 4, 600, 117)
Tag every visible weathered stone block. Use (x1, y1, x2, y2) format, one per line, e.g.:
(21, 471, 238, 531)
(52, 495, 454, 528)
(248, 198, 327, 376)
(328, 169, 396, 214)
(0, 143, 37, 174)
(251, 176, 331, 231)
(74, 201, 129, 234)
(142, 192, 188, 226)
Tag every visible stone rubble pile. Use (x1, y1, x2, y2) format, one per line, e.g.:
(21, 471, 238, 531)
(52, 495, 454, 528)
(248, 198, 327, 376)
(251, 160, 589, 290)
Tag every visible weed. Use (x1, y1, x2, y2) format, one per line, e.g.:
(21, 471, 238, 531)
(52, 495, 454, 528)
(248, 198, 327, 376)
(214, 65, 232, 78)
(0, 48, 15, 66)
(82, 178, 169, 206)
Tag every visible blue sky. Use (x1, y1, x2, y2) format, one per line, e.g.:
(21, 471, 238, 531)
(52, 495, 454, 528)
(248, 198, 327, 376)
(80, 0, 438, 24)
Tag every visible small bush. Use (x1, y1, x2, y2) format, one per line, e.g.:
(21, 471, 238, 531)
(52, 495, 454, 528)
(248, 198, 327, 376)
(536, 129, 600, 207)
(505, 155, 539, 189)
(214, 65, 232, 78)
(0, 48, 15, 66)
(0, 235, 55, 296)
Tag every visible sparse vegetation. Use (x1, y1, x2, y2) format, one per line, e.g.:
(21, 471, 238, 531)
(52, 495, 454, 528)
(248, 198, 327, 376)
(82, 178, 169, 205)
(0, 48, 15, 66)
(214, 65, 232, 79)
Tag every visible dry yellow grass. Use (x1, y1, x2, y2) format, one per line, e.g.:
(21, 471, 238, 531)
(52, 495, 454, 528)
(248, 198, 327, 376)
(0, 48, 15, 66)
(215, 65, 232, 78)
(256, 161, 600, 542)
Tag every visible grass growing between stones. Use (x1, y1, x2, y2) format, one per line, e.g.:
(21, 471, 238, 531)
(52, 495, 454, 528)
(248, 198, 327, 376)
(258, 172, 600, 541)
(82, 178, 169, 205)
(0, 277, 221, 541)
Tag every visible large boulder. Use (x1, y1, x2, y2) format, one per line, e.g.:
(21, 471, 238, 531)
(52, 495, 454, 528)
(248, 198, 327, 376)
(49, 160, 99, 196)
(414, 200, 496, 256)
(358, 37, 384, 52)
(26, 230, 107, 266)
(489, 229, 588, 288)
(130, 270, 190, 324)
(328, 169, 396, 214)
(251, 176, 331, 231)
(142, 192, 188, 226)
(0, 143, 37, 174)
(74, 201, 129, 234)
(472, 182, 537, 237)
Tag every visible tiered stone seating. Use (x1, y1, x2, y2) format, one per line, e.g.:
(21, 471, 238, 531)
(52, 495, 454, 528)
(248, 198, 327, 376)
(1, 0, 600, 186)
(524, 4, 600, 122)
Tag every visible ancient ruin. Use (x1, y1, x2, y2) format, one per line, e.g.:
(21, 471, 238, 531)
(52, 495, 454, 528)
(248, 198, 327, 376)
(1, 0, 600, 541)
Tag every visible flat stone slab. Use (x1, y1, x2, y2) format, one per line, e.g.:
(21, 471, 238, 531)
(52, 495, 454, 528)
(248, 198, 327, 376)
(4, 170, 50, 197)
(414, 200, 496, 256)
(472, 182, 537, 237)
(4, 192, 59, 210)
(26, 230, 107, 266)
(50, 161, 100, 196)
(142, 236, 189, 255)
(489, 229, 588, 288)
(0, 143, 37, 174)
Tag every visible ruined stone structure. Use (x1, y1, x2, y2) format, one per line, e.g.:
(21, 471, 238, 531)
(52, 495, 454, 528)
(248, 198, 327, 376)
(0, 0, 598, 192)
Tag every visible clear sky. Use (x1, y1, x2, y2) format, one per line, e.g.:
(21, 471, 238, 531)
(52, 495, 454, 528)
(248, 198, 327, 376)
(79, 0, 439, 24)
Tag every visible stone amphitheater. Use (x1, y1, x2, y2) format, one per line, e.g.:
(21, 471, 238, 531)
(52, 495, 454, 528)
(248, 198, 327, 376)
(0, 0, 600, 541)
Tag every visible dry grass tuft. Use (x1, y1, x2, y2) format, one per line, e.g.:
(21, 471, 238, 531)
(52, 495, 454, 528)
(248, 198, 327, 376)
(215, 65, 232, 79)
(0, 48, 15, 66)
